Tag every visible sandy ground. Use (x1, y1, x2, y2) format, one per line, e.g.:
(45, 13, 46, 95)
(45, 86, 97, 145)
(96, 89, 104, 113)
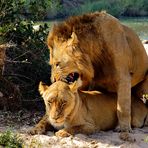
(0, 110, 148, 148)
(19, 127, 148, 148)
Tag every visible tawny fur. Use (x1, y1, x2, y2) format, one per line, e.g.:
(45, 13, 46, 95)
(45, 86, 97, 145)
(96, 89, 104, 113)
(29, 81, 148, 137)
(47, 11, 148, 132)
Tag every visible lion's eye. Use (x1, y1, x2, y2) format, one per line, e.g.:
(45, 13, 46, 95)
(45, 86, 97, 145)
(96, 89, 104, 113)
(61, 101, 66, 108)
(55, 62, 60, 67)
(48, 101, 52, 106)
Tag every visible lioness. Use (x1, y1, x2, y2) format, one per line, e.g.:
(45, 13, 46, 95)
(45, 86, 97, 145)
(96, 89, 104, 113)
(29, 81, 148, 140)
(47, 11, 148, 133)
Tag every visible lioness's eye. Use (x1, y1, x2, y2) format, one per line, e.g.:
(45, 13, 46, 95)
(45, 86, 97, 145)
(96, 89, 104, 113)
(48, 101, 52, 106)
(61, 101, 66, 107)
(55, 62, 60, 67)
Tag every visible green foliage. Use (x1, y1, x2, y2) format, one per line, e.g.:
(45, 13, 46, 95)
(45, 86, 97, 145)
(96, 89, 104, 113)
(58, 0, 126, 17)
(61, 0, 148, 18)
(3, 22, 50, 106)
(48, 0, 63, 18)
(123, 0, 148, 16)
(23, 0, 63, 20)
(0, 0, 24, 23)
(0, 0, 24, 43)
(0, 131, 22, 148)
(24, 0, 51, 20)
(0, 0, 50, 110)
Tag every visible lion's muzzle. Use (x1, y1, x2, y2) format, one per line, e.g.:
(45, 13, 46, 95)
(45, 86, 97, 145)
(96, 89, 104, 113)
(65, 72, 79, 84)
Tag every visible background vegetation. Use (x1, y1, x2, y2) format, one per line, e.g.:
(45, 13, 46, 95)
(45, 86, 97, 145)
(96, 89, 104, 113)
(0, 0, 148, 110)
(0, 0, 50, 110)
(22, 0, 148, 19)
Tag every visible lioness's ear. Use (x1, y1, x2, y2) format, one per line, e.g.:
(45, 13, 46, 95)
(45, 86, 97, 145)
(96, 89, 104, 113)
(69, 81, 78, 93)
(68, 32, 78, 46)
(39, 81, 49, 96)
(69, 78, 82, 93)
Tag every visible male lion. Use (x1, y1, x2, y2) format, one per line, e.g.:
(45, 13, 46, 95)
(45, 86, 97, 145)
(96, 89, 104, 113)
(29, 80, 148, 141)
(47, 12, 148, 133)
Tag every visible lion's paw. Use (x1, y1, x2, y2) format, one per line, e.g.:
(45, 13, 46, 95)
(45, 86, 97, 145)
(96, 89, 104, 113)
(55, 129, 72, 137)
(120, 132, 136, 142)
(114, 125, 133, 133)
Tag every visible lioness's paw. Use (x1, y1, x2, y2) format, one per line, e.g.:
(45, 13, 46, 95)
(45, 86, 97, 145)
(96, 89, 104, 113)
(120, 132, 136, 142)
(28, 127, 45, 135)
(55, 129, 72, 137)
(114, 125, 133, 133)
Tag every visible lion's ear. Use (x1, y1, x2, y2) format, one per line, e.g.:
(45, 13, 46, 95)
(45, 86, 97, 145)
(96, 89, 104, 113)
(39, 81, 49, 96)
(68, 32, 78, 46)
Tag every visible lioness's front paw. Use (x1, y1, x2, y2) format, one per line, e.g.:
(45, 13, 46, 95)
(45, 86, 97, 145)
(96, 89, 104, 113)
(55, 129, 72, 137)
(28, 127, 45, 135)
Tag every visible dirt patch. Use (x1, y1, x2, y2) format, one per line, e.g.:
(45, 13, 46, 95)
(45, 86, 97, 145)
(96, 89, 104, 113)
(0, 110, 148, 148)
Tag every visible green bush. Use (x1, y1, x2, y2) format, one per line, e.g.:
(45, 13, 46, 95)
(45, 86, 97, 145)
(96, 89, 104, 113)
(0, 0, 50, 110)
(0, 131, 22, 148)
(24, 0, 51, 20)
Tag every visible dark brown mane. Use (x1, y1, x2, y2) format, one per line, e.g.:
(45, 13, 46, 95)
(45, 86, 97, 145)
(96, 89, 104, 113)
(49, 11, 106, 42)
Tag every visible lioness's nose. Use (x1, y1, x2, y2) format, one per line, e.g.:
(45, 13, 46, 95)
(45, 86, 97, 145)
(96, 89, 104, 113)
(51, 112, 59, 120)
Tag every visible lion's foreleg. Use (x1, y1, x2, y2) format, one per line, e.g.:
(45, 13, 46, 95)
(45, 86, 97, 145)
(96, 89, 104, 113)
(117, 74, 132, 132)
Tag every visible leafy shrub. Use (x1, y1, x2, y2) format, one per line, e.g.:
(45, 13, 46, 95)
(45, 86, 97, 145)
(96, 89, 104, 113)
(47, 0, 63, 19)
(0, 130, 22, 148)
(24, 0, 51, 20)
(0, 0, 50, 110)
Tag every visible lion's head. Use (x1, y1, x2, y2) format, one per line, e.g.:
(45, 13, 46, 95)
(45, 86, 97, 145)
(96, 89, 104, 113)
(39, 80, 81, 129)
(47, 15, 98, 89)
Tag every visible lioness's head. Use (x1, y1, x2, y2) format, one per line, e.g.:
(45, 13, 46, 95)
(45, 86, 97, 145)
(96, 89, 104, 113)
(39, 80, 81, 129)
(47, 25, 94, 88)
